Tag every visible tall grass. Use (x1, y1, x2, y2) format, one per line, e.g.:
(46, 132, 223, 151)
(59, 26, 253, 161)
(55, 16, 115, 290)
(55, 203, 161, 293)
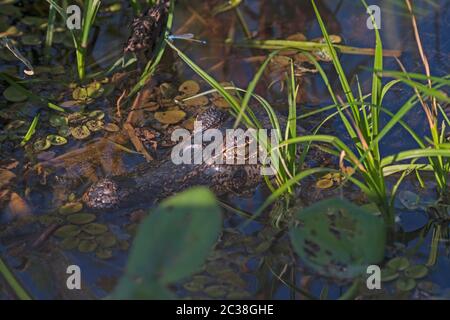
(46, 0, 101, 82)
(258, 0, 450, 226)
(164, 1, 449, 227)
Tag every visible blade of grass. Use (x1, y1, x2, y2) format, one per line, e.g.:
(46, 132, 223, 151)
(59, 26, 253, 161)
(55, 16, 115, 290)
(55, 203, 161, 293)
(20, 113, 40, 146)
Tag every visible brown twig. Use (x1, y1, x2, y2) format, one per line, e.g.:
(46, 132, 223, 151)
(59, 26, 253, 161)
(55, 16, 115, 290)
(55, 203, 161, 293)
(124, 91, 154, 161)
(116, 89, 127, 119)
(405, 0, 437, 117)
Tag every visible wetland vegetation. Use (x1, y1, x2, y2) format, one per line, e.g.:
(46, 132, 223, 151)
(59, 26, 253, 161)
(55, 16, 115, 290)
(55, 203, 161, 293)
(0, 0, 449, 300)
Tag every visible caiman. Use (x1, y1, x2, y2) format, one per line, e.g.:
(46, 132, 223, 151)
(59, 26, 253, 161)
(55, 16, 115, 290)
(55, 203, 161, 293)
(82, 106, 297, 210)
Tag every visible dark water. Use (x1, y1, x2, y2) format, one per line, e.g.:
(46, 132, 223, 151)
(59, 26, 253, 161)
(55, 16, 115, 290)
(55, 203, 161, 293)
(0, 0, 449, 299)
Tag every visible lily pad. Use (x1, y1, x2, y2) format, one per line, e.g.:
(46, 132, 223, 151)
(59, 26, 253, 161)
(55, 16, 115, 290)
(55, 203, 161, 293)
(60, 237, 80, 250)
(58, 126, 71, 137)
(396, 277, 416, 291)
(3, 85, 28, 102)
(398, 190, 421, 210)
(67, 213, 96, 225)
(58, 202, 83, 215)
(49, 114, 67, 127)
(96, 233, 117, 248)
(290, 197, 386, 280)
(112, 187, 221, 299)
(89, 110, 105, 120)
(211, 97, 229, 108)
(72, 87, 88, 100)
(46, 134, 67, 146)
(21, 34, 42, 46)
(387, 257, 410, 271)
(316, 178, 333, 189)
(54, 225, 81, 238)
(33, 138, 51, 151)
(184, 96, 209, 107)
(71, 125, 91, 140)
(204, 285, 227, 298)
(381, 268, 399, 282)
(404, 265, 428, 279)
(179, 80, 200, 95)
(154, 110, 186, 125)
(86, 119, 104, 132)
(96, 248, 113, 259)
(160, 83, 177, 99)
(78, 239, 98, 253)
(83, 223, 108, 235)
(86, 82, 103, 98)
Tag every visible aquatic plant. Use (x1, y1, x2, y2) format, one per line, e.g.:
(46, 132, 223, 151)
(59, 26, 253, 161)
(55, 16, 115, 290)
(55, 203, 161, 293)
(46, 0, 101, 81)
(112, 187, 222, 299)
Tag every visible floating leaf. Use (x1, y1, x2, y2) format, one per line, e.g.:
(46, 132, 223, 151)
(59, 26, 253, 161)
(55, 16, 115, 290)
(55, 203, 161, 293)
(58, 202, 83, 215)
(86, 82, 103, 98)
(46, 134, 67, 146)
(83, 223, 108, 235)
(179, 80, 200, 95)
(96, 233, 117, 248)
(58, 126, 70, 137)
(159, 83, 177, 99)
(381, 268, 399, 282)
(86, 119, 104, 132)
(184, 95, 209, 107)
(96, 248, 113, 259)
(49, 114, 67, 127)
(154, 110, 186, 124)
(33, 138, 51, 151)
(78, 232, 95, 240)
(21, 34, 42, 46)
(395, 277, 416, 291)
(398, 190, 421, 210)
(60, 237, 80, 250)
(315, 178, 333, 189)
(54, 225, 81, 238)
(71, 125, 91, 139)
(3, 85, 28, 102)
(290, 197, 386, 280)
(405, 265, 428, 279)
(89, 110, 105, 120)
(204, 285, 227, 298)
(211, 97, 229, 108)
(387, 257, 410, 271)
(67, 213, 96, 225)
(113, 187, 222, 299)
(72, 87, 88, 100)
(78, 239, 98, 253)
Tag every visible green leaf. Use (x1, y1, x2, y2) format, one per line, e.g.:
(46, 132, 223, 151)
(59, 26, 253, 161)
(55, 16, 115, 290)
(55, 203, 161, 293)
(290, 197, 386, 280)
(112, 187, 222, 299)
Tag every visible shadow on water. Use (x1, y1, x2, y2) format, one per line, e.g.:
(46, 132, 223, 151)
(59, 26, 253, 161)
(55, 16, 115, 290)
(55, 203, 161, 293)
(0, 0, 449, 299)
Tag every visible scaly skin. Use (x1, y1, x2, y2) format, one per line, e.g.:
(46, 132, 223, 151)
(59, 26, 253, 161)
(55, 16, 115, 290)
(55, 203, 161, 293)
(82, 107, 289, 210)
